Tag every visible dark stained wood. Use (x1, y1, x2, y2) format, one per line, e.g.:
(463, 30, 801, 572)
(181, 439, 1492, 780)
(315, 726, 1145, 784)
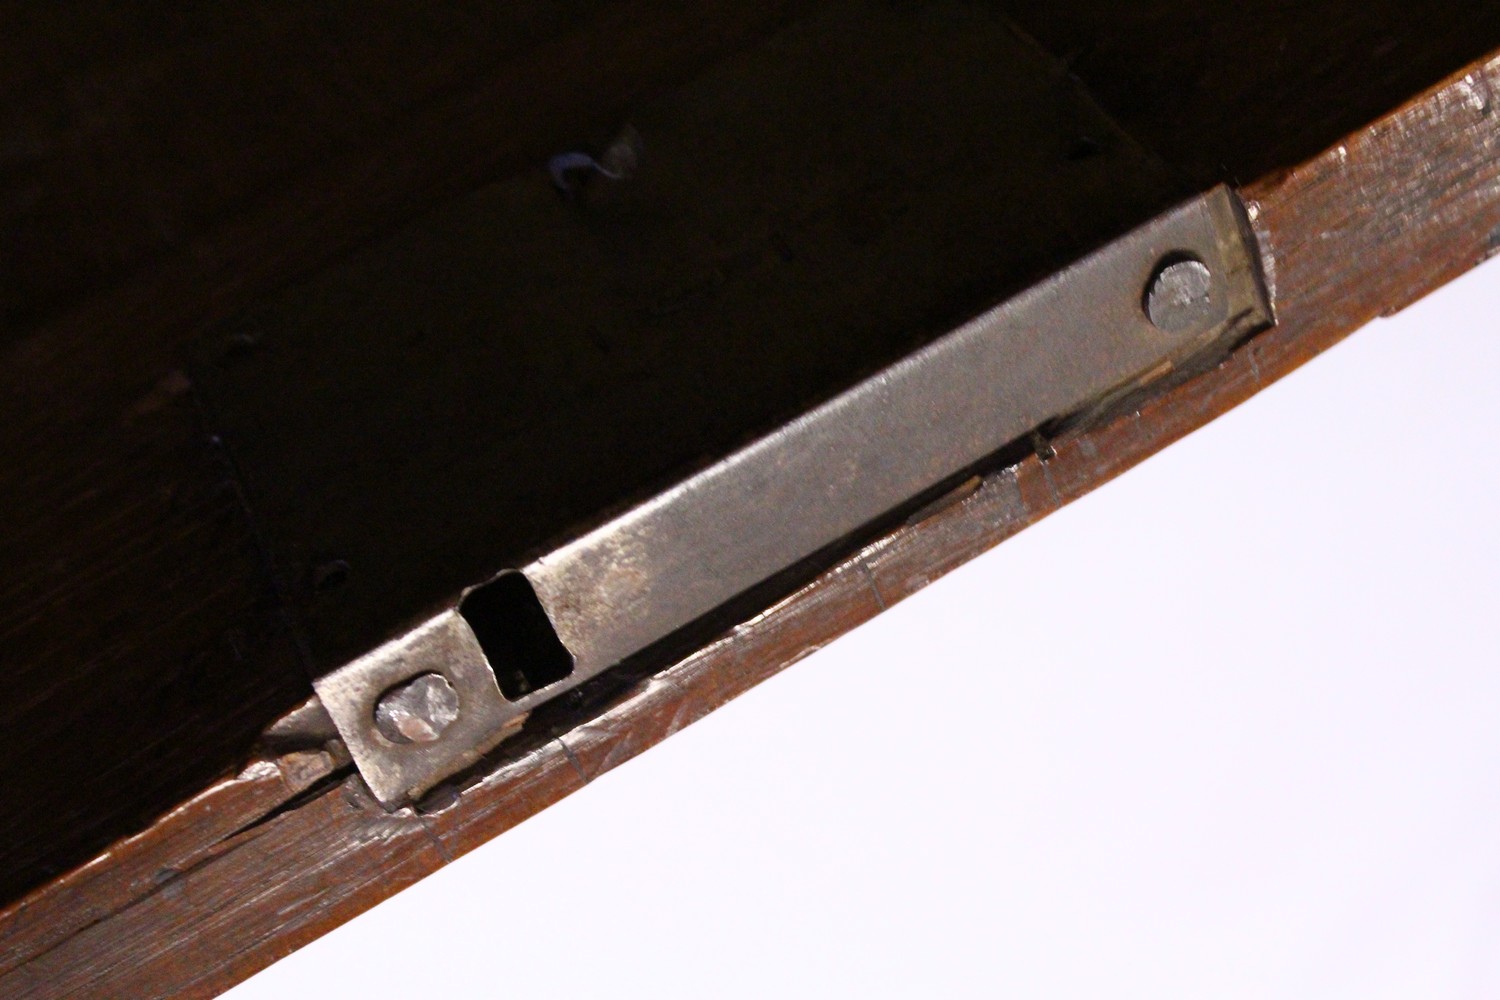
(0, 369, 307, 906)
(1001, 0, 1500, 185)
(197, 0, 1182, 675)
(0, 0, 1182, 904)
(2, 43, 1497, 1000)
(0, 2, 798, 343)
(0, 2, 798, 907)
(6, 1, 1496, 913)
(0, 748, 338, 980)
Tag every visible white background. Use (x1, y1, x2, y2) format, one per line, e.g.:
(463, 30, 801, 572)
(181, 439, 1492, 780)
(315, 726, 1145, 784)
(229, 257, 1500, 999)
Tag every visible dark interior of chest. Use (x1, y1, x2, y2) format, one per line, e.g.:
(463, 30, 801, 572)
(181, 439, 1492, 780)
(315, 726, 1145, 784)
(3, 0, 1497, 905)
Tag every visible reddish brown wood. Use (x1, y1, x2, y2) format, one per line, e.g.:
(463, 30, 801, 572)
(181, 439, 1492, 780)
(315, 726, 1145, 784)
(0, 3, 796, 346)
(0, 749, 337, 980)
(1000, 0, 1500, 186)
(3, 45, 1497, 1000)
(0, 3, 798, 907)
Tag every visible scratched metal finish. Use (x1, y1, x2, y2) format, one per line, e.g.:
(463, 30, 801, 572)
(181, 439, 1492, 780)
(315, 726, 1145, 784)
(194, 0, 1183, 679)
(315, 186, 1269, 805)
(525, 188, 1268, 676)
(315, 614, 527, 805)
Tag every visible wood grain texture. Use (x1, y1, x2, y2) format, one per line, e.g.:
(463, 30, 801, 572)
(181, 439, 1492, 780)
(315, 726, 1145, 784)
(0, 368, 308, 907)
(1001, 0, 1500, 185)
(0, 2, 796, 342)
(0, 749, 338, 979)
(197, 0, 1181, 674)
(0, 3, 797, 906)
(4, 45, 1497, 1000)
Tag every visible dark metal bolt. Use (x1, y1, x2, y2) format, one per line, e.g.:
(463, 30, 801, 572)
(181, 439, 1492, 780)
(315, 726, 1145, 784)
(374, 673, 460, 744)
(1145, 257, 1219, 334)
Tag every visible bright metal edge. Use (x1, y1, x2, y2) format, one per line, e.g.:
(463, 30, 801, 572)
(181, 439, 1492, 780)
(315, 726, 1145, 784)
(314, 612, 520, 805)
(521, 185, 1268, 674)
(318, 185, 1271, 806)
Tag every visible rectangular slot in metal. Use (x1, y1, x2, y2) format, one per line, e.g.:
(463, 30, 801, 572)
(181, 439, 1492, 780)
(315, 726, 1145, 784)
(312, 185, 1271, 806)
(460, 572, 575, 702)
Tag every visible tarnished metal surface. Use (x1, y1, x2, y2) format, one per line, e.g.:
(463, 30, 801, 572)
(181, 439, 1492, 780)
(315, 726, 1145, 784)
(194, 3, 1187, 681)
(524, 188, 1263, 675)
(374, 673, 460, 744)
(317, 614, 522, 805)
(313, 185, 1271, 805)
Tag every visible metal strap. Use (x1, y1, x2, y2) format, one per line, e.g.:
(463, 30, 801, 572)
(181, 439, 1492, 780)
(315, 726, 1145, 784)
(316, 185, 1272, 806)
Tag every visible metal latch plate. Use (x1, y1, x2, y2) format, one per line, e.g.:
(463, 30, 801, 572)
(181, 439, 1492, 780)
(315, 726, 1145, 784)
(298, 186, 1268, 805)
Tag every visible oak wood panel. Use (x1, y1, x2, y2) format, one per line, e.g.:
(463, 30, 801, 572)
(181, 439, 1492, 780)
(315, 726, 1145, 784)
(8, 0, 1495, 918)
(0, 749, 338, 979)
(4, 44, 1496, 1000)
(196, 0, 1181, 674)
(1001, 0, 1500, 185)
(0, 2, 796, 340)
(0, 2, 796, 907)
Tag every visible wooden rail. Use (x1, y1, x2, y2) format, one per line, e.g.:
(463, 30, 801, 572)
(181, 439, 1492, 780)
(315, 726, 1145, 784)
(2, 34, 1498, 998)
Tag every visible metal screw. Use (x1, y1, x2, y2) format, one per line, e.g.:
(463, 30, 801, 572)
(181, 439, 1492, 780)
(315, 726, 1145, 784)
(374, 673, 460, 744)
(1145, 257, 1220, 334)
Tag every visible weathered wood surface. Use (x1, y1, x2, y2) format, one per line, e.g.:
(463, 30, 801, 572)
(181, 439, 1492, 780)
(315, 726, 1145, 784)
(0, 749, 338, 979)
(5, 0, 1497, 920)
(195, 0, 1183, 676)
(3, 45, 1497, 1000)
(1002, 0, 1500, 185)
(0, 3, 799, 344)
(0, 3, 799, 907)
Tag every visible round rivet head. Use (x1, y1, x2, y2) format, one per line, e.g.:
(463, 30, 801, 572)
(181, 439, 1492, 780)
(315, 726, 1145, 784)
(374, 673, 460, 744)
(1145, 257, 1221, 334)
